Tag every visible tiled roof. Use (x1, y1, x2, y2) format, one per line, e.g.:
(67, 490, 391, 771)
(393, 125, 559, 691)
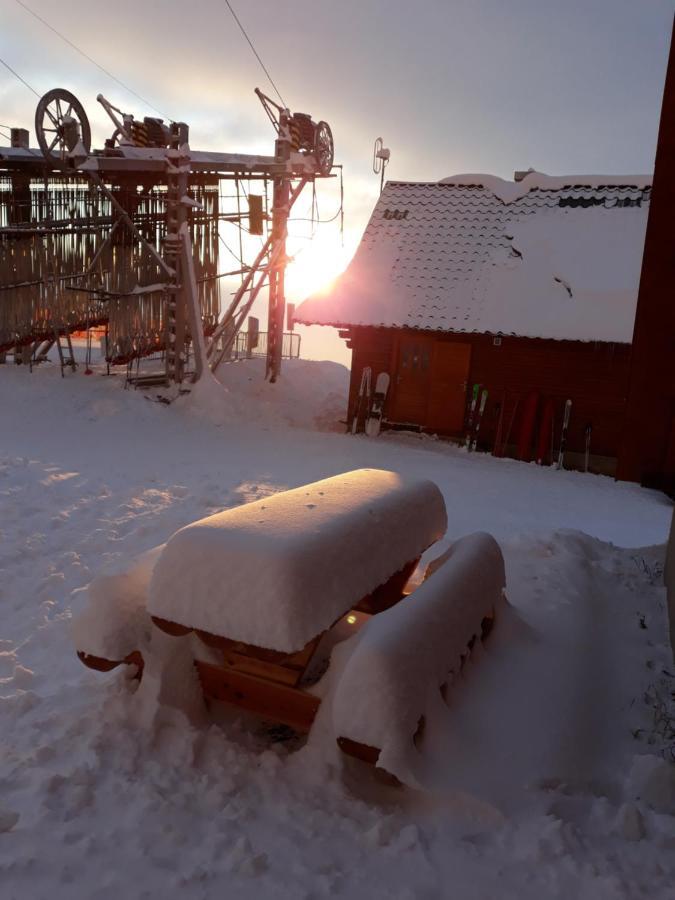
(295, 173, 651, 343)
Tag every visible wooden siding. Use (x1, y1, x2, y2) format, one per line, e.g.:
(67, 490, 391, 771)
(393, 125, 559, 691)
(618, 19, 675, 492)
(346, 326, 631, 461)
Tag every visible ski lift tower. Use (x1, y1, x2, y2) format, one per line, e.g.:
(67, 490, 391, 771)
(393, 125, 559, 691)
(17, 86, 335, 386)
(256, 91, 334, 381)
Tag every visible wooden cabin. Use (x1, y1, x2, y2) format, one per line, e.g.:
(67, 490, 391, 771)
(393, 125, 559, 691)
(296, 172, 651, 473)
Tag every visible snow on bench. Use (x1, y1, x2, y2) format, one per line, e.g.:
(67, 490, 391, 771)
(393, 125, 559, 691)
(71, 546, 162, 669)
(331, 532, 505, 780)
(148, 469, 447, 653)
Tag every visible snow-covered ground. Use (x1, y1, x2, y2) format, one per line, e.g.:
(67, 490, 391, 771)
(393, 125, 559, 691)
(1, 353, 674, 899)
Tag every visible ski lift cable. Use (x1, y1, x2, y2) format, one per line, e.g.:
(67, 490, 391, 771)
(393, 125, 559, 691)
(13, 0, 172, 120)
(288, 207, 343, 225)
(0, 54, 41, 98)
(222, 0, 286, 108)
(218, 231, 251, 266)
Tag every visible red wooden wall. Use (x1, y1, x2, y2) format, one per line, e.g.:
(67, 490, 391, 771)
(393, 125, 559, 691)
(617, 17, 675, 493)
(346, 326, 632, 465)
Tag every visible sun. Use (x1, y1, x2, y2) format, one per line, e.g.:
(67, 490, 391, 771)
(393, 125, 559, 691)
(285, 233, 353, 302)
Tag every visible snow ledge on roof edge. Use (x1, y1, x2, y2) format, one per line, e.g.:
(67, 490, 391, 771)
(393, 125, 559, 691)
(437, 171, 652, 204)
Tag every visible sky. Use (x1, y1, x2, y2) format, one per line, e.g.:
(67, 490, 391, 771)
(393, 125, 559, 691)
(1, 0, 674, 367)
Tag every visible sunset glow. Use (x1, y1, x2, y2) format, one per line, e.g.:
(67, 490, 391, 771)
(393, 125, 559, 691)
(285, 232, 355, 305)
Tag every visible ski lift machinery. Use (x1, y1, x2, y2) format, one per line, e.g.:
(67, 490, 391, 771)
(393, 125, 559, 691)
(28, 85, 336, 384)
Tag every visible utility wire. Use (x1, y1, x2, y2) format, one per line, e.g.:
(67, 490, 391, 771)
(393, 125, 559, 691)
(0, 54, 41, 98)
(13, 0, 171, 119)
(223, 0, 286, 107)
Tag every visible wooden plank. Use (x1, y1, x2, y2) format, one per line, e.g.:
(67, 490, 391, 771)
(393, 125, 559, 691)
(389, 334, 432, 425)
(355, 558, 418, 614)
(336, 736, 381, 765)
(76, 649, 144, 676)
(151, 615, 193, 636)
(195, 660, 320, 732)
(218, 654, 302, 686)
(427, 341, 471, 433)
(77, 651, 120, 672)
(194, 631, 322, 687)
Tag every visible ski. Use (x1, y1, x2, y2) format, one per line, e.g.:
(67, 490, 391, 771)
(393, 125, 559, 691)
(556, 399, 572, 469)
(584, 423, 592, 472)
(470, 388, 488, 451)
(365, 372, 390, 437)
(464, 383, 481, 449)
(350, 366, 372, 434)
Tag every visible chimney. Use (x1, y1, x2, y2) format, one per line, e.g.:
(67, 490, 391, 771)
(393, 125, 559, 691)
(514, 167, 535, 182)
(10, 128, 29, 149)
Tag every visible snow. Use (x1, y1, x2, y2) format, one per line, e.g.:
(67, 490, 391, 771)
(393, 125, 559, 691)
(192, 355, 350, 431)
(148, 469, 447, 652)
(1, 352, 674, 899)
(438, 171, 653, 204)
(295, 175, 650, 343)
(71, 545, 161, 662)
(477, 205, 648, 343)
(331, 532, 505, 782)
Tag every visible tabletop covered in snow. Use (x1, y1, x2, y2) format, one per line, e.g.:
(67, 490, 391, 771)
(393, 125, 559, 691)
(148, 468, 447, 652)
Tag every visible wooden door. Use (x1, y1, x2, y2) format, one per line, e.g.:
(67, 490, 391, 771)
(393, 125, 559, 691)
(390, 336, 432, 424)
(427, 341, 472, 434)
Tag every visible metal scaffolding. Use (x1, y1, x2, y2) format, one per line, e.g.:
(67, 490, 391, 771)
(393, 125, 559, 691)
(0, 87, 335, 385)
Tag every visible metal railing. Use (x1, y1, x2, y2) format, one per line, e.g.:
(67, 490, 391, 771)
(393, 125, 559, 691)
(232, 330, 301, 360)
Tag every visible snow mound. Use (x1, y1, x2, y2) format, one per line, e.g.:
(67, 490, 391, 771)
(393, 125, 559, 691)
(187, 357, 349, 431)
(331, 532, 505, 783)
(71, 546, 162, 661)
(148, 469, 448, 652)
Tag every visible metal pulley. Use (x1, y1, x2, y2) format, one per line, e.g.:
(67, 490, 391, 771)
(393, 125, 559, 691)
(255, 88, 335, 176)
(35, 88, 91, 164)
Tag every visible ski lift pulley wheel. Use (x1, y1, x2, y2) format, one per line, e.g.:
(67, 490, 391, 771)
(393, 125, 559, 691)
(314, 120, 334, 176)
(35, 88, 91, 164)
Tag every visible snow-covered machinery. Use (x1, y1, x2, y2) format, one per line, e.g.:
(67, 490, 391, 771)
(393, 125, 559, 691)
(73, 469, 505, 781)
(2, 85, 336, 383)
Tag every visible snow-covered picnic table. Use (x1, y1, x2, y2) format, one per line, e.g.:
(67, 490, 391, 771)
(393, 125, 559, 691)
(73, 468, 505, 784)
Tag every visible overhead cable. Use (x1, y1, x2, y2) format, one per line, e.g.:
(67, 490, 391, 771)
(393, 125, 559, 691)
(13, 0, 171, 119)
(0, 55, 41, 98)
(223, 0, 287, 107)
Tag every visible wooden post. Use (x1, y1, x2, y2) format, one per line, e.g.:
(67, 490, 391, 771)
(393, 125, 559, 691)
(9, 129, 31, 226)
(164, 123, 190, 383)
(266, 111, 291, 382)
(617, 17, 675, 492)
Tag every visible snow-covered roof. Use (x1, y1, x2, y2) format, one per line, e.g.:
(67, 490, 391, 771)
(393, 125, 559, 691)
(295, 172, 651, 343)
